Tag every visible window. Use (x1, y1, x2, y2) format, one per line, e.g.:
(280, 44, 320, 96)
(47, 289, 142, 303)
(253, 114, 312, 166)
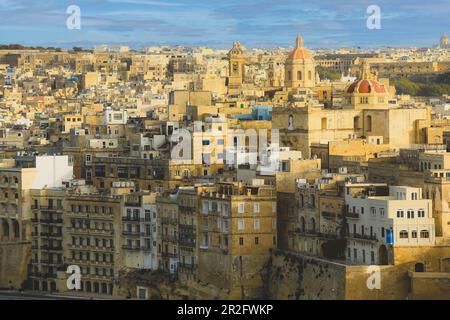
(411, 192, 418, 200)
(407, 210, 414, 219)
(381, 227, 385, 238)
(239, 237, 244, 246)
(297, 71, 302, 80)
(321, 117, 327, 130)
(365, 115, 372, 131)
(397, 210, 404, 218)
(238, 219, 245, 230)
(399, 230, 408, 239)
(238, 203, 245, 214)
(255, 237, 259, 245)
(254, 219, 260, 230)
(420, 230, 429, 238)
(418, 209, 425, 218)
(411, 230, 417, 238)
(380, 208, 385, 217)
(254, 203, 260, 213)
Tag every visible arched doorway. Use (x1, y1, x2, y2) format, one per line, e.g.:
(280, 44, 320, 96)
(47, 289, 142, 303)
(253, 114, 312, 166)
(415, 262, 425, 272)
(378, 245, 388, 265)
(101, 283, 108, 294)
(94, 282, 99, 293)
(86, 281, 92, 292)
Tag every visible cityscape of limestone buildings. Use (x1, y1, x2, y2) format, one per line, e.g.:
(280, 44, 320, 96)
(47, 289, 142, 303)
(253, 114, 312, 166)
(0, 33, 449, 300)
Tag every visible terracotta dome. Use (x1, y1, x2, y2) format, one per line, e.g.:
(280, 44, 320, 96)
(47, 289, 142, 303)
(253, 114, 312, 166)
(346, 79, 386, 94)
(287, 34, 312, 60)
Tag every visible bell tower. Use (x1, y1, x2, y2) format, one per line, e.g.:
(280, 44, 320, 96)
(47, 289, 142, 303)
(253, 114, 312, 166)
(227, 41, 245, 96)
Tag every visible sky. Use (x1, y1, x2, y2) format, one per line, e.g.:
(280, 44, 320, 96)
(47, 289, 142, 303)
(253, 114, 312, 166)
(0, 0, 449, 49)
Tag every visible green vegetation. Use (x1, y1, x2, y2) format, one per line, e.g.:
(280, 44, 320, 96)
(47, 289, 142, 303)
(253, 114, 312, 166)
(391, 74, 450, 97)
(316, 66, 341, 81)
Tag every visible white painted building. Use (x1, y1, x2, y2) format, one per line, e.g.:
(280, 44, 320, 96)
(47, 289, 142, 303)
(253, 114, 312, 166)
(345, 184, 435, 265)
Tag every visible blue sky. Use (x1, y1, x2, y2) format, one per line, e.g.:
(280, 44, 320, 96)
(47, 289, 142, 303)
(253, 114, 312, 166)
(0, 0, 449, 49)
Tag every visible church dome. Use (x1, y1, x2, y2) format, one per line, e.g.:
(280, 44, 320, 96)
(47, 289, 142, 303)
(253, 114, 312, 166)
(287, 34, 312, 60)
(346, 79, 386, 94)
(346, 61, 386, 94)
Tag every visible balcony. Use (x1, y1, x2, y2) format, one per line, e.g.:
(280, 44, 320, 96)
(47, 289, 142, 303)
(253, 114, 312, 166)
(122, 245, 140, 251)
(40, 206, 64, 212)
(350, 233, 377, 241)
(122, 231, 145, 237)
(122, 216, 142, 222)
(161, 252, 177, 258)
(345, 211, 360, 219)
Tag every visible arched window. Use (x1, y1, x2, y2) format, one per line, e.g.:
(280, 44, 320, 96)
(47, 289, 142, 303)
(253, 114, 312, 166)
(1, 219, 9, 239)
(397, 209, 404, 218)
(420, 230, 429, 238)
(418, 209, 425, 218)
(354, 116, 360, 130)
(12, 220, 19, 239)
(366, 115, 372, 132)
(310, 218, 316, 233)
(321, 117, 327, 130)
(287, 71, 292, 81)
(399, 230, 408, 238)
(300, 217, 306, 232)
(310, 194, 316, 208)
(297, 71, 302, 80)
(411, 230, 417, 238)
(308, 70, 312, 80)
(415, 262, 425, 272)
(407, 209, 414, 219)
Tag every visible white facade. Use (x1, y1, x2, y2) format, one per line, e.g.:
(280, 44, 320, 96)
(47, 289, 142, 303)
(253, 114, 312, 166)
(122, 195, 158, 270)
(345, 184, 435, 265)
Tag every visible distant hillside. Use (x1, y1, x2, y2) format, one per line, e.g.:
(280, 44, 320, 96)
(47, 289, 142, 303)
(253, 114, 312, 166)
(391, 73, 450, 97)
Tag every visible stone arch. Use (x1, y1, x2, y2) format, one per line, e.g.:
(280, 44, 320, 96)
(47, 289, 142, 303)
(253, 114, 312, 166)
(300, 216, 306, 232)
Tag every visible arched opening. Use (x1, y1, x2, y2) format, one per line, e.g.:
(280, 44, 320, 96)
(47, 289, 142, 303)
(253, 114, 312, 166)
(50, 281, 57, 292)
(378, 245, 388, 265)
(308, 70, 312, 80)
(354, 116, 360, 130)
(86, 281, 92, 292)
(101, 283, 108, 294)
(94, 282, 99, 293)
(300, 217, 306, 232)
(2, 219, 9, 240)
(414, 262, 425, 272)
(108, 283, 113, 295)
(287, 71, 292, 81)
(12, 220, 19, 239)
(365, 115, 372, 132)
(297, 71, 302, 80)
(310, 218, 316, 233)
(321, 117, 327, 130)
